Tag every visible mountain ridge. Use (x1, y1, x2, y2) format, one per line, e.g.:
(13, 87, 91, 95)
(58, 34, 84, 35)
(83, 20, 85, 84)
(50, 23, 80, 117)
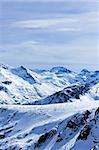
(0, 65, 98, 105)
(0, 65, 99, 150)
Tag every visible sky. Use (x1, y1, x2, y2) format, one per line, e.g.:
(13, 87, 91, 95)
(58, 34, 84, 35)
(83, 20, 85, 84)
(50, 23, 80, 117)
(0, 0, 99, 71)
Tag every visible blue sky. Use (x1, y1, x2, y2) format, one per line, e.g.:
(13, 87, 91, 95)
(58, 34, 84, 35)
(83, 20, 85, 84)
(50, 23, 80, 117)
(0, 0, 99, 71)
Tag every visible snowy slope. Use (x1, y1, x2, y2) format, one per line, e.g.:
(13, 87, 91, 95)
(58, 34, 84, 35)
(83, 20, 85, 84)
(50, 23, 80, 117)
(0, 65, 76, 104)
(33, 83, 90, 105)
(71, 107, 99, 150)
(0, 65, 99, 105)
(0, 65, 99, 150)
(0, 99, 99, 149)
(33, 82, 99, 105)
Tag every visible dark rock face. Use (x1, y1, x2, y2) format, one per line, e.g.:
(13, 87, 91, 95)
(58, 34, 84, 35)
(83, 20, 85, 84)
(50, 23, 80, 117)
(34, 129, 57, 148)
(63, 84, 90, 98)
(33, 83, 90, 105)
(0, 86, 8, 93)
(66, 110, 91, 130)
(71, 107, 99, 150)
(2, 81, 12, 85)
(77, 125, 91, 140)
(95, 107, 99, 115)
(67, 120, 78, 129)
(0, 134, 5, 139)
(32, 109, 98, 149)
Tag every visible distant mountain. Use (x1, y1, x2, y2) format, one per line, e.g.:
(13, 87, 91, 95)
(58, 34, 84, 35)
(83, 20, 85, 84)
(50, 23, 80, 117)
(32, 68, 99, 105)
(0, 65, 75, 104)
(50, 66, 72, 74)
(0, 65, 74, 104)
(0, 65, 98, 105)
(11, 66, 36, 84)
(33, 83, 90, 105)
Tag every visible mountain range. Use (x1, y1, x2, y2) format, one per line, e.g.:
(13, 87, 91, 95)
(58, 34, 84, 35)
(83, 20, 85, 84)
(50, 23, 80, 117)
(0, 65, 99, 150)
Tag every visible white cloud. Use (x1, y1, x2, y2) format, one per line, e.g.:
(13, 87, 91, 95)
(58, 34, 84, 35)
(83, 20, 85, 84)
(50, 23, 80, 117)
(12, 17, 78, 32)
(12, 11, 99, 33)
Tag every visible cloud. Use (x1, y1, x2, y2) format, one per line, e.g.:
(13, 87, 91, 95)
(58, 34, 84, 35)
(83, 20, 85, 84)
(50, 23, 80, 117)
(12, 11, 99, 33)
(0, 0, 99, 71)
(12, 17, 78, 32)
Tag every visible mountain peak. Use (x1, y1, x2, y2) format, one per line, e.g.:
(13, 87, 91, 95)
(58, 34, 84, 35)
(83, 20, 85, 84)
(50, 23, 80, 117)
(80, 69, 90, 75)
(50, 66, 72, 74)
(11, 66, 36, 84)
(0, 64, 9, 70)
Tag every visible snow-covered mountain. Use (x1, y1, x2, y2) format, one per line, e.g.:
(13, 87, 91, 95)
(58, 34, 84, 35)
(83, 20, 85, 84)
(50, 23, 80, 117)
(0, 65, 99, 150)
(0, 100, 99, 150)
(0, 65, 76, 104)
(33, 82, 99, 105)
(0, 65, 98, 104)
